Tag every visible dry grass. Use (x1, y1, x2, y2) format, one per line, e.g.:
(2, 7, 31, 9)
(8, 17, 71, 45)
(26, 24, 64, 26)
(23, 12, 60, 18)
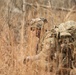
(0, 1, 76, 75)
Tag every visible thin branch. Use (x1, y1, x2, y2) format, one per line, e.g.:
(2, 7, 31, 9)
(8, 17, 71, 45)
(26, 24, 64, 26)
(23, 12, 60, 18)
(64, 5, 76, 21)
(24, 2, 76, 13)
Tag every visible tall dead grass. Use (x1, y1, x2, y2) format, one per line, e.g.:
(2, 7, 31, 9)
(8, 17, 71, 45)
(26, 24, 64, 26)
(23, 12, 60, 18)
(0, 1, 76, 75)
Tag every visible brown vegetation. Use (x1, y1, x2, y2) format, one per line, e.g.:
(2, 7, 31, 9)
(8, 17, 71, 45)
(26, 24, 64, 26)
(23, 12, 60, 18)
(0, 0, 76, 75)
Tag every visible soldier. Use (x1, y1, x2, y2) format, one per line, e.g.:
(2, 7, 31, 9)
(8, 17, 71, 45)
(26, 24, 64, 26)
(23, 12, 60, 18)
(55, 31, 74, 75)
(60, 31, 73, 67)
(23, 30, 57, 73)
